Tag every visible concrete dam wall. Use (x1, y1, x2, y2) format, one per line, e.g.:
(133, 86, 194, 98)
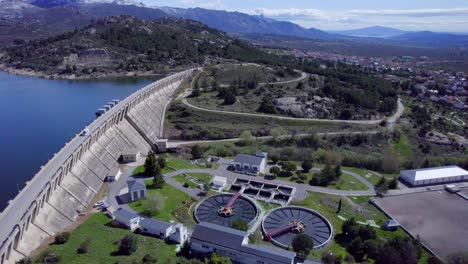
(0, 69, 197, 264)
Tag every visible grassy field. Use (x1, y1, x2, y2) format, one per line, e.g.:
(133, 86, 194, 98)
(129, 180, 191, 222)
(167, 101, 378, 140)
(134, 154, 205, 175)
(173, 175, 198, 188)
(291, 191, 407, 260)
(38, 213, 177, 264)
(394, 134, 413, 161)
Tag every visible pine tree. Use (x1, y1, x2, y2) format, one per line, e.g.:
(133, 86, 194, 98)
(144, 151, 158, 176)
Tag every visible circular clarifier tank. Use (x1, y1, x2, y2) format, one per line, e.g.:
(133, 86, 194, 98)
(262, 206, 333, 249)
(194, 193, 259, 227)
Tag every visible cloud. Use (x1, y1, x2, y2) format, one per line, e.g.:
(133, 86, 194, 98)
(349, 8, 468, 17)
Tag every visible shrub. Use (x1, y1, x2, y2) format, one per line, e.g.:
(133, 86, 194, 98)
(118, 234, 138, 255)
(77, 238, 91, 254)
(54, 232, 71, 244)
(231, 219, 248, 231)
(142, 253, 158, 263)
(41, 252, 62, 263)
(16, 257, 32, 264)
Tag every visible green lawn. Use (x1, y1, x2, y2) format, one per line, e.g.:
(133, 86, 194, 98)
(270, 170, 369, 191)
(327, 173, 369, 191)
(187, 173, 212, 184)
(173, 175, 198, 188)
(133, 155, 204, 175)
(38, 213, 177, 264)
(394, 134, 413, 161)
(129, 180, 191, 222)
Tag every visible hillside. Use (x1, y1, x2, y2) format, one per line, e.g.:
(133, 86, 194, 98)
(160, 7, 330, 40)
(0, 15, 279, 79)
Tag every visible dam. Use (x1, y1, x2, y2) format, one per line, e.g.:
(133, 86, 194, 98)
(0, 68, 197, 264)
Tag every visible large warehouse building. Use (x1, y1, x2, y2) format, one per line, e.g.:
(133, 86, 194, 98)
(400, 165, 468, 186)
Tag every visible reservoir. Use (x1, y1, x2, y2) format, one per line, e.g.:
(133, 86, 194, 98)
(0, 71, 154, 211)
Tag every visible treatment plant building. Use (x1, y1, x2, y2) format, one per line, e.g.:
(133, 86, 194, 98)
(400, 165, 468, 186)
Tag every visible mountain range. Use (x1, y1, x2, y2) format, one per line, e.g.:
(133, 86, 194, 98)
(0, 0, 467, 48)
(332, 26, 408, 38)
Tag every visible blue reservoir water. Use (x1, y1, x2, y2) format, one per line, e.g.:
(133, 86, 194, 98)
(0, 72, 154, 211)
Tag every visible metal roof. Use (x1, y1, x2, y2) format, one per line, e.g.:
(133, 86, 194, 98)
(242, 244, 296, 262)
(233, 154, 265, 166)
(114, 208, 139, 221)
(191, 222, 247, 249)
(127, 178, 146, 192)
(191, 222, 295, 263)
(401, 166, 468, 181)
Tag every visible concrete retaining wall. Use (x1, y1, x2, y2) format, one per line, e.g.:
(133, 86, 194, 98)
(0, 69, 197, 264)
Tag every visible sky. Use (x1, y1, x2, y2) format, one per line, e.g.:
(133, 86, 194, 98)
(142, 0, 468, 32)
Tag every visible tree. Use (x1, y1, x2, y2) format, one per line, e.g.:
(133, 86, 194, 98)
(153, 173, 165, 189)
(118, 234, 138, 255)
(321, 252, 342, 264)
(301, 160, 313, 172)
(257, 95, 277, 114)
(209, 252, 232, 264)
(347, 237, 365, 262)
(375, 177, 389, 194)
(388, 176, 398, 189)
(191, 144, 203, 159)
(292, 234, 314, 256)
(271, 154, 280, 164)
(282, 161, 297, 173)
(231, 219, 248, 231)
(334, 164, 342, 179)
(158, 156, 167, 169)
(223, 90, 236, 105)
(144, 151, 159, 176)
(324, 150, 343, 166)
(143, 193, 164, 216)
(239, 130, 255, 146)
(269, 166, 281, 177)
(296, 81, 304, 89)
(270, 127, 287, 142)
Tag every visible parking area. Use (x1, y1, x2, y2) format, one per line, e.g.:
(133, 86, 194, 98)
(373, 190, 468, 260)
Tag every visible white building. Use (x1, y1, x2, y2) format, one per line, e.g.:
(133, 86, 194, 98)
(400, 165, 468, 187)
(106, 167, 122, 182)
(113, 208, 140, 231)
(190, 222, 296, 264)
(210, 176, 227, 189)
(121, 148, 139, 163)
(140, 218, 188, 243)
(232, 152, 268, 175)
(127, 178, 147, 201)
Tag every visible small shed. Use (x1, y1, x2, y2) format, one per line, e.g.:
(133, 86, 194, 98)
(210, 176, 227, 189)
(114, 208, 141, 231)
(127, 178, 147, 201)
(121, 148, 139, 163)
(106, 167, 122, 182)
(382, 219, 400, 231)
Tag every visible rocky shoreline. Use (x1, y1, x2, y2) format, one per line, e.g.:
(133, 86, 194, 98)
(0, 65, 170, 80)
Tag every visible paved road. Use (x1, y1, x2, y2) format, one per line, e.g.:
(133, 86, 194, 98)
(163, 160, 376, 198)
(387, 98, 405, 131)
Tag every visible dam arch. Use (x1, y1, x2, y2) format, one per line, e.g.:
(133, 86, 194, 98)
(0, 69, 197, 264)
